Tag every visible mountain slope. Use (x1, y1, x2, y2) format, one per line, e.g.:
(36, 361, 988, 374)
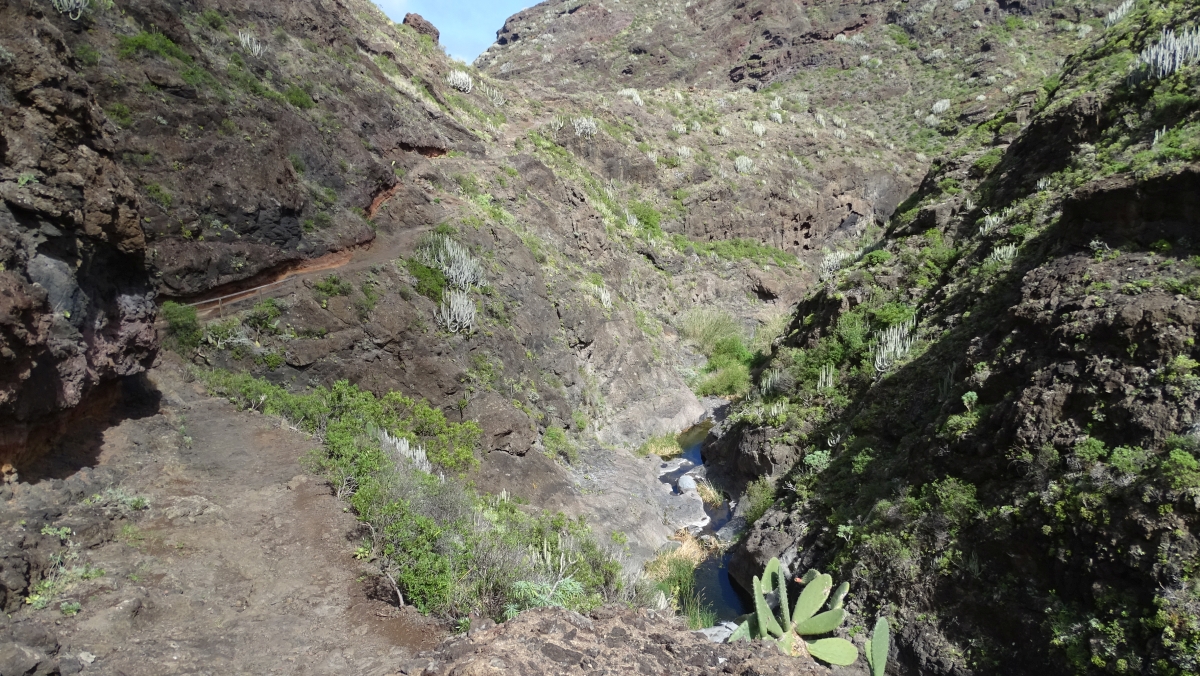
(720, 2, 1200, 673)
(5, 0, 1195, 673)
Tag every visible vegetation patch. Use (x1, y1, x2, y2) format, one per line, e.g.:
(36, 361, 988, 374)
(637, 433, 683, 459)
(161, 301, 201, 350)
(644, 534, 716, 629)
(195, 369, 642, 620)
(679, 309, 759, 397)
(670, 235, 797, 267)
(117, 32, 192, 64)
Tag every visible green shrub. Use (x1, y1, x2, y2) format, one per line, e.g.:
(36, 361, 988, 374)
(355, 282, 380, 319)
(628, 201, 662, 237)
(1074, 437, 1108, 464)
(657, 556, 716, 630)
(924, 478, 978, 526)
(1162, 436, 1200, 490)
(852, 448, 875, 475)
(74, 42, 100, 67)
(225, 57, 286, 104)
(869, 302, 915, 327)
(117, 32, 192, 64)
(106, 102, 133, 128)
(144, 183, 172, 208)
(671, 235, 797, 267)
(888, 25, 916, 49)
(314, 274, 352, 299)
(1109, 446, 1150, 476)
(942, 411, 979, 437)
(689, 328, 754, 397)
(284, 85, 316, 110)
(744, 478, 776, 523)
(406, 259, 446, 300)
(862, 250, 893, 267)
(199, 9, 225, 30)
(680, 309, 742, 355)
(543, 426, 577, 463)
(695, 364, 751, 396)
(971, 148, 1003, 176)
(709, 336, 752, 367)
(244, 298, 282, 334)
(259, 350, 284, 370)
(179, 66, 216, 89)
(161, 301, 201, 350)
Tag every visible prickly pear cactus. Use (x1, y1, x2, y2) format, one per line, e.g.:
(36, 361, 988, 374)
(864, 617, 891, 676)
(726, 557, 859, 666)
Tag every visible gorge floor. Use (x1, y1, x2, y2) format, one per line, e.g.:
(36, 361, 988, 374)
(1, 353, 443, 675)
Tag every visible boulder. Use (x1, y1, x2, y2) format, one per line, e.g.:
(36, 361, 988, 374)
(403, 13, 440, 43)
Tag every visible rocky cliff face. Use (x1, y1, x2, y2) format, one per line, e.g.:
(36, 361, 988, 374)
(0, 2, 157, 469)
(479, 0, 890, 90)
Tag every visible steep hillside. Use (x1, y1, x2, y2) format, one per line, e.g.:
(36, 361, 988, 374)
(4, 0, 1194, 673)
(1, 0, 807, 644)
(472, 0, 1099, 308)
(720, 1, 1200, 673)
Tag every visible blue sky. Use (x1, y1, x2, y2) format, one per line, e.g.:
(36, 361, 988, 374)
(375, 0, 536, 63)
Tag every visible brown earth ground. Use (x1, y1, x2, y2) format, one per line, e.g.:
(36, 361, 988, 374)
(1, 352, 445, 675)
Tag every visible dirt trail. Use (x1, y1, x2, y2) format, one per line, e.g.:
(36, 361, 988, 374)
(182, 229, 408, 320)
(3, 354, 443, 675)
(179, 114, 551, 322)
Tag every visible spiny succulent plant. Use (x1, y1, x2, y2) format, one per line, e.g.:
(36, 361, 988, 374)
(727, 558, 857, 665)
(864, 616, 891, 676)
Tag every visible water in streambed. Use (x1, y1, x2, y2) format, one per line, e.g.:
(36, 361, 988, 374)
(657, 422, 748, 622)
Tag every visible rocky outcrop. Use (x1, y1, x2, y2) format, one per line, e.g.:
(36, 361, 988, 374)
(403, 13, 440, 43)
(397, 605, 827, 675)
(0, 4, 157, 468)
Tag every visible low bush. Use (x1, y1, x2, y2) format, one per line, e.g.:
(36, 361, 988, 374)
(743, 478, 776, 523)
(284, 85, 315, 110)
(971, 148, 1003, 176)
(161, 301, 201, 350)
(695, 365, 751, 397)
(671, 235, 797, 267)
(862, 249, 893, 267)
(679, 309, 742, 356)
(244, 298, 282, 334)
(680, 310, 757, 397)
(314, 274, 352, 299)
(628, 201, 662, 238)
(196, 369, 643, 620)
(543, 426, 577, 463)
(406, 258, 446, 300)
(117, 31, 192, 64)
(106, 103, 132, 128)
(1162, 436, 1200, 490)
(644, 535, 715, 629)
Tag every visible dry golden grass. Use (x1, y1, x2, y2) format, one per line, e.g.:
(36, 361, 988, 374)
(637, 433, 683, 459)
(695, 478, 724, 507)
(644, 531, 708, 581)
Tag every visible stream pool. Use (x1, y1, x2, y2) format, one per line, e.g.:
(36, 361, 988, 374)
(661, 423, 748, 622)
